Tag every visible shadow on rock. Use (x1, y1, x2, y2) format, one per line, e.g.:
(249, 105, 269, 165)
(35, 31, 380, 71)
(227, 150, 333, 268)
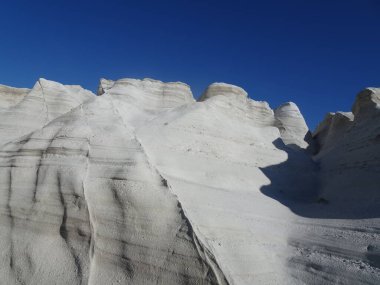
(259, 138, 380, 219)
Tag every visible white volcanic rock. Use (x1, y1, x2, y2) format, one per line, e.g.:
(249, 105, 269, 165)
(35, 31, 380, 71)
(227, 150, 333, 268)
(0, 79, 94, 146)
(98, 78, 195, 129)
(0, 84, 30, 109)
(98, 77, 194, 107)
(199, 82, 248, 102)
(0, 78, 379, 285)
(0, 78, 225, 285)
(136, 84, 317, 284)
(274, 102, 311, 149)
(291, 89, 380, 285)
(313, 111, 354, 151)
(201, 83, 276, 127)
(313, 88, 380, 215)
(352, 88, 380, 119)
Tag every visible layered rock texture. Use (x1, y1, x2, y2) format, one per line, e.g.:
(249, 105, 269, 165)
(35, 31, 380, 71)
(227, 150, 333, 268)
(0, 78, 379, 285)
(0, 79, 94, 146)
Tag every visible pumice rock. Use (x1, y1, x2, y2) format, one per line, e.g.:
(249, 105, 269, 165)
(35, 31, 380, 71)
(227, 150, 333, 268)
(98, 77, 195, 106)
(0, 78, 379, 285)
(313, 88, 380, 217)
(0, 78, 94, 146)
(352, 87, 380, 119)
(198, 82, 248, 102)
(0, 84, 30, 109)
(274, 102, 311, 149)
(313, 111, 354, 151)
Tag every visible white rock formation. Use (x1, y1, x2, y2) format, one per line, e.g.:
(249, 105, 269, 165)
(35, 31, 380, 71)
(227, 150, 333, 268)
(274, 102, 312, 149)
(0, 84, 30, 109)
(0, 78, 379, 285)
(0, 79, 94, 146)
(313, 88, 380, 215)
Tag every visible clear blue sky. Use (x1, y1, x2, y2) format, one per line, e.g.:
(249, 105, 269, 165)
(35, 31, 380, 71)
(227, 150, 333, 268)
(1, 0, 379, 129)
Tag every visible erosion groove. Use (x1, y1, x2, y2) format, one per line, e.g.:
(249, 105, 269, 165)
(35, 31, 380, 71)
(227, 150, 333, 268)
(136, 132, 228, 285)
(38, 80, 49, 123)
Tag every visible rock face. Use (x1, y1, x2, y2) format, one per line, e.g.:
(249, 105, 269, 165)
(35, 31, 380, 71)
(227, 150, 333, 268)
(0, 84, 30, 109)
(352, 88, 380, 119)
(274, 102, 312, 149)
(0, 78, 379, 285)
(313, 88, 380, 217)
(0, 79, 94, 146)
(199, 82, 248, 102)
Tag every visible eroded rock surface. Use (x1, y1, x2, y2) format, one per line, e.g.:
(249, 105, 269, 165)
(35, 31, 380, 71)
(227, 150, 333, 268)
(274, 102, 311, 149)
(313, 87, 380, 216)
(0, 84, 30, 109)
(0, 79, 94, 146)
(0, 78, 379, 285)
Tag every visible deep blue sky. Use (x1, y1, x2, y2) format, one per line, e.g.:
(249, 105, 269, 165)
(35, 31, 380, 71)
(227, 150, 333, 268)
(1, 0, 379, 129)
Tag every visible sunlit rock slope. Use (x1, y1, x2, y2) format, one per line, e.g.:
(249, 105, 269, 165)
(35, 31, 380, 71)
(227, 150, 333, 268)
(0, 78, 378, 285)
(0, 79, 94, 146)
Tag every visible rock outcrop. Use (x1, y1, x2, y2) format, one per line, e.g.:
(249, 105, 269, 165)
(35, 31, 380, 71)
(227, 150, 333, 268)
(274, 102, 311, 149)
(0, 79, 94, 146)
(352, 88, 380, 120)
(313, 87, 380, 217)
(199, 82, 248, 102)
(0, 78, 379, 285)
(0, 84, 30, 109)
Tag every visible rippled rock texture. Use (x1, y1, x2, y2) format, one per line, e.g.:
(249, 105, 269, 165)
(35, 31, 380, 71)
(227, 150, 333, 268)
(0, 78, 379, 285)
